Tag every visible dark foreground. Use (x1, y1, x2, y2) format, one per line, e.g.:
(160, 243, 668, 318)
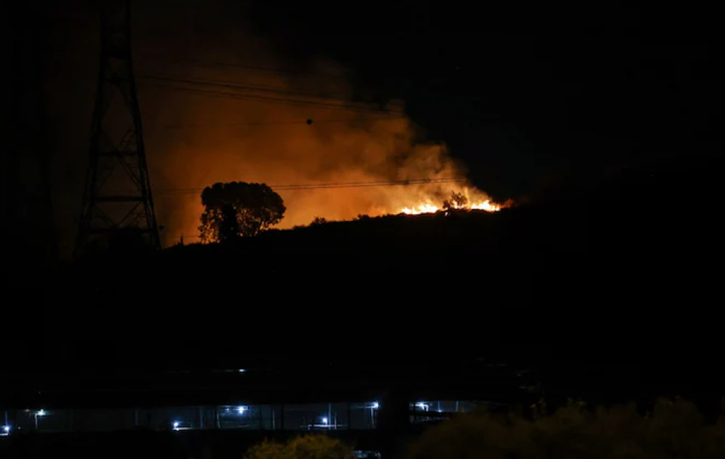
(4, 159, 725, 413)
(0, 430, 382, 459)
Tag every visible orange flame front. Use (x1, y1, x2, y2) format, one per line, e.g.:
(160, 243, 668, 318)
(400, 199, 501, 215)
(397, 185, 505, 215)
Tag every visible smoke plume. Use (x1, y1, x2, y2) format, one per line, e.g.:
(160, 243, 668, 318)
(48, 2, 497, 251)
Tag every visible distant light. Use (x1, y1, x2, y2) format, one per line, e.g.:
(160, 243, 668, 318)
(37, 410, 46, 416)
(173, 422, 179, 429)
(238, 369, 246, 373)
(372, 402, 379, 409)
(238, 406, 246, 414)
(415, 403, 428, 411)
(322, 417, 328, 424)
(2, 426, 9, 433)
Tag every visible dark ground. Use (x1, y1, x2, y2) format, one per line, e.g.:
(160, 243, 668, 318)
(4, 157, 724, 412)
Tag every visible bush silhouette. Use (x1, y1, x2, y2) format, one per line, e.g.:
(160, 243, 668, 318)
(245, 435, 355, 459)
(408, 398, 725, 459)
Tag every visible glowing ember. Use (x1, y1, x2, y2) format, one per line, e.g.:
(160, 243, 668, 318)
(400, 199, 502, 215)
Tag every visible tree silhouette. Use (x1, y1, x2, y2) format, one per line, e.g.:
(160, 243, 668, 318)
(218, 203, 240, 242)
(198, 182, 286, 243)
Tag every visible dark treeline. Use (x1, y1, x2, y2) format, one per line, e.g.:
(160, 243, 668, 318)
(73, 156, 725, 263)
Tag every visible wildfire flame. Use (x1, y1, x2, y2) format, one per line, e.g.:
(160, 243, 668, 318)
(400, 199, 502, 215)
(397, 186, 505, 215)
(401, 203, 441, 214)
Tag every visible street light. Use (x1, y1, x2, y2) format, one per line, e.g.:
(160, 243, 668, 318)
(173, 421, 179, 430)
(238, 406, 246, 414)
(32, 409, 48, 430)
(322, 417, 328, 425)
(370, 402, 379, 428)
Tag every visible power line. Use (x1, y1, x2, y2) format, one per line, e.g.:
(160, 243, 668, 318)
(138, 74, 403, 115)
(158, 119, 376, 129)
(139, 53, 349, 79)
(138, 74, 351, 101)
(144, 80, 402, 115)
(162, 178, 467, 193)
(156, 178, 469, 195)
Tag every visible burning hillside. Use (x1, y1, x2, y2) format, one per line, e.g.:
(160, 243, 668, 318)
(399, 188, 504, 215)
(149, 105, 507, 243)
(401, 200, 501, 214)
(43, 2, 514, 257)
(122, 12, 507, 244)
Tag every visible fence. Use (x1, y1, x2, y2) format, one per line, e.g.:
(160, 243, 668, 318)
(1, 400, 490, 435)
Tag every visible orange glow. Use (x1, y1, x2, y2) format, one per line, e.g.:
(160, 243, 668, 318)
(399, 186, 505, 215)
(401, 203, 441, 215)
(41, 6, 517, 257)
(125, 25, 509, 245)
(471, 200, 502, 212)
(401, 197, 502, 215)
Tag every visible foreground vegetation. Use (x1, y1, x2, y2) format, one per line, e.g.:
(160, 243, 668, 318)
(410, 398, 725, 459)
(245, 435, 356, 459)
(69, 159, 725, 269)
(240, 398, 725, 459)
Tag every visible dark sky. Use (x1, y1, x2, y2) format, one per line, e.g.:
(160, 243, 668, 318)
(15, 1, 724, 255)
(241, 1, 722, 194)
(50, 1, 721, 196)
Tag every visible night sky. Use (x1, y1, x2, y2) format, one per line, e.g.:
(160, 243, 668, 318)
(53, 2, 723, 185)
(242, 1, 722, 193)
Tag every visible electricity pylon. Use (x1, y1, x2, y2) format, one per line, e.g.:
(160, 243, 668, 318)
(74, 0, 160, 259)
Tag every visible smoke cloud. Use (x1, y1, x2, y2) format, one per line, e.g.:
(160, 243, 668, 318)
(48, 2, 497, 251)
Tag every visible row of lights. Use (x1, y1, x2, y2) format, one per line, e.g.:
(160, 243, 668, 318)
(5, 402, 437, 434)
(2, 403, 389, 434)
(171, 403, 380, 431)
(2, 409, 47, 435)
(4, 402, 442, 435)
(174, 405, 248, 430)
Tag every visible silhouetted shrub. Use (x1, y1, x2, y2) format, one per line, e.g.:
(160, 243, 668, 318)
(245, 435, 355, 459)
(408, 398, 725, 459)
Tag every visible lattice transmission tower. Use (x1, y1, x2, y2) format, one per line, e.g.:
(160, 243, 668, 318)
(74, 0, 160, 258)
